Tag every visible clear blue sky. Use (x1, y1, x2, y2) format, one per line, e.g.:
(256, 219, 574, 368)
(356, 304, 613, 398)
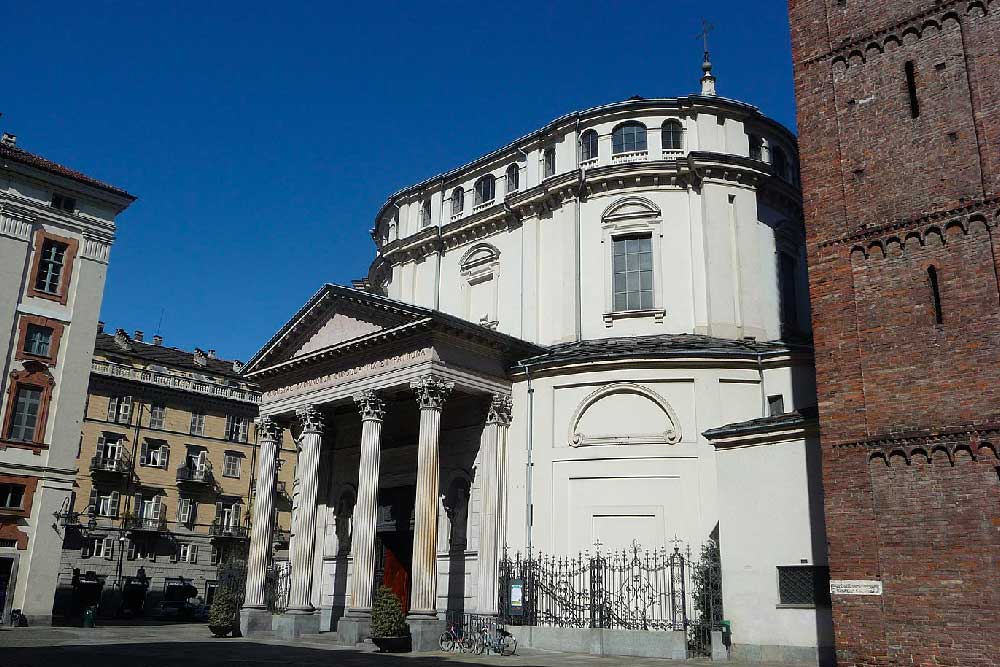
(3, 1, 796, 363)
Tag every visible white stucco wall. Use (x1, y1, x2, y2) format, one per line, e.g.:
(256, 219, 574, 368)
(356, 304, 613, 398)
(715, 435, 832, 657)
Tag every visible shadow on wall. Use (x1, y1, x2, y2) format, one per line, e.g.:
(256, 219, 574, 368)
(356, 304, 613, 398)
(2, 642, 547, 667)
(805, 432, 835, 667)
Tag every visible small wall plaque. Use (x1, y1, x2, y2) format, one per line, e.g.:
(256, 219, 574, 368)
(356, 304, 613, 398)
(830, 579, 883, 595)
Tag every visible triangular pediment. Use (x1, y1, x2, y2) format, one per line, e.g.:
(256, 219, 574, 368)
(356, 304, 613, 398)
(291, 310, 388, 358)
(245, 285, 426, 374)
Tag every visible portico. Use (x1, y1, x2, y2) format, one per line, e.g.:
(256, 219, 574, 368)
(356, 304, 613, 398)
(239, 284, 538, 647)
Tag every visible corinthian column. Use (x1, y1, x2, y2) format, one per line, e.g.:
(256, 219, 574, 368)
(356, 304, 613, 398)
(408, 376, 453, 618)
(347, 390, 385, 615)
(476, 393, 513, 615)
(243, 417, 282, 612)
(287, 405, 325, 614)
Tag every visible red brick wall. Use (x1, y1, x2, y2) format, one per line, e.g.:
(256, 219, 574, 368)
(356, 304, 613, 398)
(789, 1, 1000, 665)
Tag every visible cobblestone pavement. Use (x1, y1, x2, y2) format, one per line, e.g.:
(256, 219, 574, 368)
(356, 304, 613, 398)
(0, 623, 807, 667)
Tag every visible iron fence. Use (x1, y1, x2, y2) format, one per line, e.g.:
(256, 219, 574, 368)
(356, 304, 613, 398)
(499, 541, 722, 657)
(264, 560, 291, 614)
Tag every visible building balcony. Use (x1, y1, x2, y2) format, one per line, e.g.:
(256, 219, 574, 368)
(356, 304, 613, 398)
(123, 515, 167, 533)
(272, 527, 290, 546)
(90, 454, 130, 475)
(176, 465, 214, 486)
(661, 148, 685, 159)
(211, 522, 249, 540)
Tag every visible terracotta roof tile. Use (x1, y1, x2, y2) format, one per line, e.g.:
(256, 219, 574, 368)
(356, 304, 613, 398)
(0, 142, 135, 200)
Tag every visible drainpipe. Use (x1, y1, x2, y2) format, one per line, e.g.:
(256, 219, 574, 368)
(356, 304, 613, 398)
(516, 360, 535, 554)
(573, 118, 583, 342)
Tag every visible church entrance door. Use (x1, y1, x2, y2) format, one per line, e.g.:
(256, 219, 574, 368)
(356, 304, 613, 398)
(374, 486, 415, 613)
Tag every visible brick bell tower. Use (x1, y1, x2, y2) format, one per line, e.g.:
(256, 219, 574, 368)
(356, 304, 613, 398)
(788, 1, 1000, 666)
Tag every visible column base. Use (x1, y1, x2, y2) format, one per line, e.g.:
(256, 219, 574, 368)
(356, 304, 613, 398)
(240, 607, 273, 637)
(273, 611, 321, 640)
(406, 612, 445, 652)
(336, 608, 372, 645)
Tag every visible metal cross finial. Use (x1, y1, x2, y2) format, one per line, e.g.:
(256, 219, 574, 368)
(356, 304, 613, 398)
(695, 20, 714, 55)
(593, 537, 603, 552)
(669, 534, 684, 552)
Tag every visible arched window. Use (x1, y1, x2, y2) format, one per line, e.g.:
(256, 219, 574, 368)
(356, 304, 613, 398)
(581, 129, 599, 162)
(474, 174, 495, 206)
(420, 199, 432, 227)
(772, 146, 791, 182)
(661, 120, 683, 151)
(612, 122, 647, 154)
(451, 187, 464, 216)
(543, 146, 556, 178)
(505, 163, 519, 194)
(928, 265, 943, 324)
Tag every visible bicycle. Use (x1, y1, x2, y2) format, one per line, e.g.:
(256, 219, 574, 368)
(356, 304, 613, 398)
(470, 624, 517, 656)
(438, 622, 474, 653)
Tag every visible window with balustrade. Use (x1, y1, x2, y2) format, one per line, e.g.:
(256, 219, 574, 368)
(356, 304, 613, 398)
(662, 120, 684, 151)
(612, 122, 647, 155)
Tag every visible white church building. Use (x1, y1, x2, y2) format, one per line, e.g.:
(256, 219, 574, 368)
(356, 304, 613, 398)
(239, 63, 833, 664)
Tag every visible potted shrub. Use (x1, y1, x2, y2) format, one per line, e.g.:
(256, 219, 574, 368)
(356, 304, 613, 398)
(208, 586, 238, 637)
(370, 585, 410, 652)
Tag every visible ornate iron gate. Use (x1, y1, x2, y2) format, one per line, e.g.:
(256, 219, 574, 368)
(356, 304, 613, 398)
(264, 560, 291, 614)
(499, 541, 723, 656)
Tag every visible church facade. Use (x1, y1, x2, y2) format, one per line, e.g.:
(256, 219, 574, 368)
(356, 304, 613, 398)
(241, 69, 831, 662)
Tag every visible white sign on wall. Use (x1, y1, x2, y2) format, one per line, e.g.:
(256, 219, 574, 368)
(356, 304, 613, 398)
(830, 580, 883, 596)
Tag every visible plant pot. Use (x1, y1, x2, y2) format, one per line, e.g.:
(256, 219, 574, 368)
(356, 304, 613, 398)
(209, 624, 232, 638)
(372, 635, 411, 653)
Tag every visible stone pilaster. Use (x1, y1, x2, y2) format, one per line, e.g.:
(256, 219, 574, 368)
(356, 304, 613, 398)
(347, 390, 385, 615)
(287, 405, 325, 615)
(476, 393, 513, 615)
(408, 376, 453, 617)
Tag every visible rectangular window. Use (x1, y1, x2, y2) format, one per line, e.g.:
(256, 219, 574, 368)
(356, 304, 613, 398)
(222, 453, 241, 478)
(777, 566, 831, 607)
(905, 60, 920, 118)
(34, 239, 68, 294)
(189, 411, 206, 436)
(50, 193, 76, 212)
(225, 415, 248, 443)
(97, 491, 120, 517)
(107, 395, 133, 424)
(767, 394, 785, 417)
(612, 235, 654, 311)
(178, 543, 198, 564)
(8, 386, 43, 442)
(0, 483, 26, 509)
(23, 325, 53, 358)
(139, 440, 168, 468)
(177, 497, 193, 526)
(149, 404, 166, 430)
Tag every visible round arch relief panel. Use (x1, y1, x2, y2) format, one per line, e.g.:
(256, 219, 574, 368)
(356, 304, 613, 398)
(568, 383, 682, 447)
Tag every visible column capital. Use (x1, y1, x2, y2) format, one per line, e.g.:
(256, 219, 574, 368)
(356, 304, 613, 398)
(254, 415, 283, 442)
(487, 393, 513, 426)
(295, 405, 325, 435)
(411, 376, 454, 411)
(353, 389, 386, 422)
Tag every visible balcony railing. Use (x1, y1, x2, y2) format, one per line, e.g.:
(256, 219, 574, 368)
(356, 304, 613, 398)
(91, 359, 261, 405)
(661, 148, 685, 159)
(90, 454, 130, 475)
(211, 522, 249, 539)
(176, 465, 214, 485)
(272, 528, 290, 545)
(612, 150, 648, 165)
(123, 515, 167, 532)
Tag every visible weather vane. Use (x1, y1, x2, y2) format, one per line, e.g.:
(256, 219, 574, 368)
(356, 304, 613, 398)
(696, 19, 714, 56)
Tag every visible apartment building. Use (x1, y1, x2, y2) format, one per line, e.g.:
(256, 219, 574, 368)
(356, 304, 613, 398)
(53, 327, 296, 617)
(0, 132, 135, 624)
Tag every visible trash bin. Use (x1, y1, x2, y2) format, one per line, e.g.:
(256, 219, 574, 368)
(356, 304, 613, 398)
(83, 606, 97, 628)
